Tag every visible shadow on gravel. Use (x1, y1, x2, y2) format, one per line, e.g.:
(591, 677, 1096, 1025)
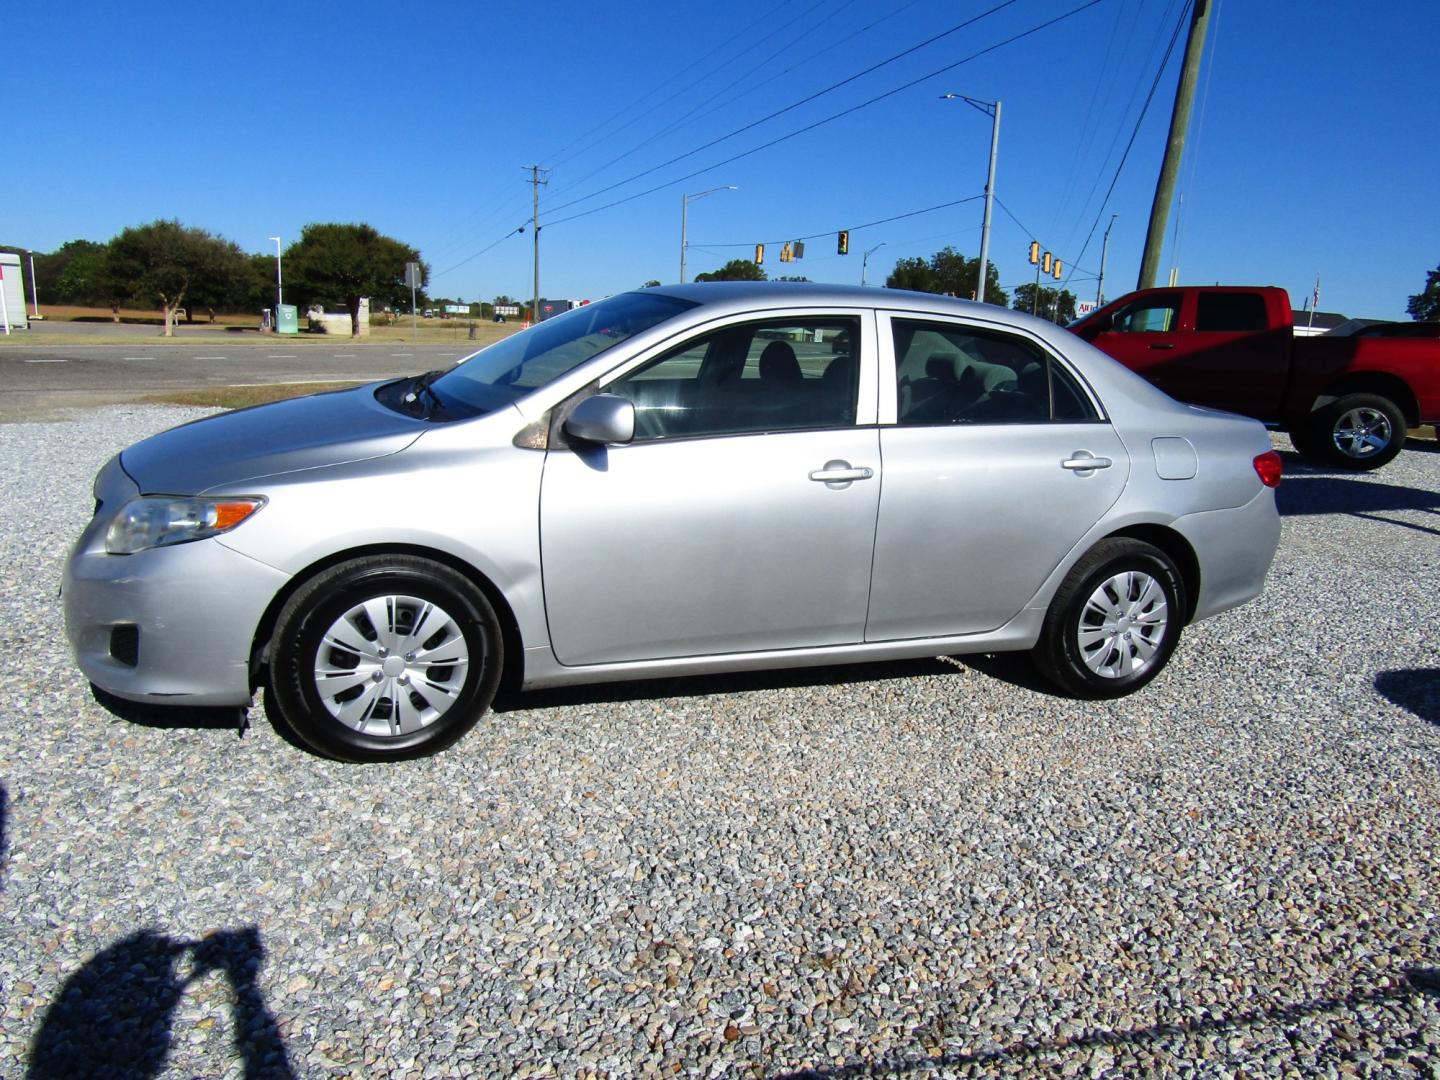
(0, 782, 8, 890)
(90, 683, 251, 735)
(28, 926, 296, 1080)
(1375, 669, 1440, 723)
(771, 968, 1440, 1078)
(1274, 472, 1440, 536)
(494, 656, 971, 712)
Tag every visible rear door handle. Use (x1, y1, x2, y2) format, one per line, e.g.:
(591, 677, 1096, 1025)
(1147, 343, 1175, 350)
(1061, 452, 1113, 473)
(809, 460, 874, 489)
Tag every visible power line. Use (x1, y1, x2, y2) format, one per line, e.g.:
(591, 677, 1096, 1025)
(1059, 0, 1191, 293)
(993, 196, 1096, 278)
(543, 0, 1027, 219)
(547, 0, 845, 200)
(692, 195, 985, 247)
(543, 0, 805, 174)
(546, 0, 1107, 230)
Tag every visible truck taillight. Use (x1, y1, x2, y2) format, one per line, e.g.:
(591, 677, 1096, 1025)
(1253, 451, 1282, 488)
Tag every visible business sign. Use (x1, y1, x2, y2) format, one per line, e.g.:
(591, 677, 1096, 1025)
(494, 304, 520, 316)
(1075, 301, 1097, 318)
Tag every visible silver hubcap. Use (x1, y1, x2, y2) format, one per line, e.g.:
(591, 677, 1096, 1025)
(1332, 406, 1392, 459)
(1077, 571, 1168, 679)
(313, 594, 470, 738)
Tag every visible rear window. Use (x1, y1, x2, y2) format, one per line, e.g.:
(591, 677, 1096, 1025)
(1195, 292, 1269, 333)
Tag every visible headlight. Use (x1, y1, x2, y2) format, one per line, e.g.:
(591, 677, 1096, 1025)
(105, 496, 266, 555)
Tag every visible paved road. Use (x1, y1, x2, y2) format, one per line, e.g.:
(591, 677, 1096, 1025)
(0, 338, 478, 421)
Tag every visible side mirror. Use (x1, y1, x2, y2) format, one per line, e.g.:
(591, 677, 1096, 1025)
(564, 394, 635, 445)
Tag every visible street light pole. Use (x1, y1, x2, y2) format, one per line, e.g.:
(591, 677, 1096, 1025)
(25, 250, 40, 318)
(1097, 215, 1117, 307)
(941, 93, 1001, 302)
(680, 186, 736, 284)
(861, 242, 886, 286)
(267, 235, 283, 309)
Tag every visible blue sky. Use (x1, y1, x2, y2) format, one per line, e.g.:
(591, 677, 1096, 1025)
(13, 0, 1438, 318)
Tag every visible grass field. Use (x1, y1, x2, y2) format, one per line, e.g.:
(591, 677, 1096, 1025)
(24, 305, 522, 347)
(142, 382, 371, 409)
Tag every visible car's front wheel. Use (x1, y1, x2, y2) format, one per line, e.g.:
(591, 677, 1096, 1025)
(266, 555, 502, 762)
(1032, 538, 1185, 699)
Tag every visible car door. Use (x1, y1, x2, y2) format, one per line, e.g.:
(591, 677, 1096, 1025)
(866, 313, 1130, 640)
(539, 312, 881, 666)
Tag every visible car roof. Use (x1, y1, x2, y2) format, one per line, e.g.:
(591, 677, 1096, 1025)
(645, 280, 1038, 323)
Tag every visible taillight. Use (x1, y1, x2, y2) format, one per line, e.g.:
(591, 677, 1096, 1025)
(1253, 450, 1282, 488)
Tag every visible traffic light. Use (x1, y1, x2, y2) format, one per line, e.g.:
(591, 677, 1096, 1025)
(794, 241, 805, 259)
(1052, 259, 1063, 280)
(837, 230, 849, 255)
(781, 242, 793, 263)
(755, 243, 764, 266)
(1029, 240, 1040, 265)
(1042, 252, 1053, 275)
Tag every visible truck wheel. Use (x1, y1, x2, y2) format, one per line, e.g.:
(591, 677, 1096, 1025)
(1302, 393, 1406, 470)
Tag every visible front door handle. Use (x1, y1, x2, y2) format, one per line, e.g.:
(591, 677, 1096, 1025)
(810, 460, 874, 489)
(1061, 452, 1113, 474)
(1147, 343, 1175, 350)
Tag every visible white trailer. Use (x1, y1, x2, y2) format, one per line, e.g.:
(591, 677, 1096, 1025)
(0, 253, 28, 332)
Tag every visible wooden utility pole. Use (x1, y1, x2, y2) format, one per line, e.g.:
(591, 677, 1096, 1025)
(1137, 0, 1211, 290)
(525, 165, 548, 323)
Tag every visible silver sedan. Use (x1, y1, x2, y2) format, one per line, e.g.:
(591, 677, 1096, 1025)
(64, 283, 1282, 761)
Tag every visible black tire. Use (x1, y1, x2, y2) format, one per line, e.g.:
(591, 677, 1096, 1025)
(266, 555, 502, 762)
(1299, 393, 1406, 470)
(1032, 538, 1186, 700)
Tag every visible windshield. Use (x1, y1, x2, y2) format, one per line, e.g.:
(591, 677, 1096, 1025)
(426, 292, 696, 419)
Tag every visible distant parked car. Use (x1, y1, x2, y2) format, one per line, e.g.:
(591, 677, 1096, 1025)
(65, 283, 1282, 762)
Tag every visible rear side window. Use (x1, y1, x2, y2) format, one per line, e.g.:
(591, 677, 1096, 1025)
(1195, 292, 1269, 332)
(892, 319, 1098, 425)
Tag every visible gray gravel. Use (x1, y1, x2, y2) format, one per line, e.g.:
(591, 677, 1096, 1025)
(1, 405, 1438, 1079)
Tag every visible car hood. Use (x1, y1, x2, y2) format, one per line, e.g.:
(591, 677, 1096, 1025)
(120, 384, 424, 494)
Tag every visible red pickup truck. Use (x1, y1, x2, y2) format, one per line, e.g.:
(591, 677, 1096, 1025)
(1069, 285, 1440, 470)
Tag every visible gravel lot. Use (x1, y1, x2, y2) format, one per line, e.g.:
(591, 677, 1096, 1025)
(1, 405, 1437, 1079)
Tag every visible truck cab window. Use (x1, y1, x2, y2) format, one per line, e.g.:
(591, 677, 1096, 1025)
(1112, 294, 1181, 333)
(1195, 293, 1269, 332)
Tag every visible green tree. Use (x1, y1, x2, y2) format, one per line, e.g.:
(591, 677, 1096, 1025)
(286, 223, 425, 336)
(1011, 284, 1078, 324)
(104, 220, 247, 335)
(642, 279, 662, 288)
(884, 247, 1006, 304)
(694, 259, 766, 282)
(1407, 263, 1440, 320)
(775, 275, 811, 283)
(885, 256, 936, 293)
(242, 252, 281, 312)
(50, 240, 112, 306)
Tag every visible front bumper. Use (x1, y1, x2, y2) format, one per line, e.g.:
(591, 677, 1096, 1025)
(64, 534, 289, 707)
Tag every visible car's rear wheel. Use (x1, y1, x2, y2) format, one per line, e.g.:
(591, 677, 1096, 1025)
(1033, 538, 1185, 699)
(1299, 393, 1406, 470)
(266, 556, 502, 762)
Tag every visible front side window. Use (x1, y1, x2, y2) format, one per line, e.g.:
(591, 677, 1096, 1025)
(893, 319, 1097, 425)
(605, 317, 860, 440)
(423, 292, 696, 419)
(1111, 294, 1181, 333)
